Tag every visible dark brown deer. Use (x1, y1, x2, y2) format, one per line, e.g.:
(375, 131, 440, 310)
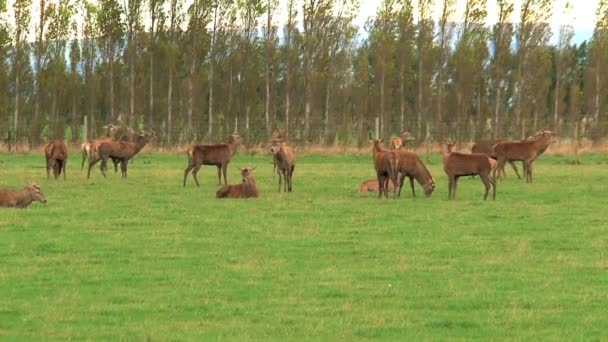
(442, 143, 496, 200)
(0, 181, 47, 208)
(183, 132, 241, 187)
(493, 131, 557, 183)
(359, 178, 395, 193)
(81, 124, 118, 170)
(389, 131, 415, 150)
(270, 143, 296, 193)
(216, 167, 260, 199)
(471, 139, 522, 179)
(44, 140, 68, 180)
(87, 131, 153, 179)
(395, 151, 435, 198)
(370, 139, 400, 199)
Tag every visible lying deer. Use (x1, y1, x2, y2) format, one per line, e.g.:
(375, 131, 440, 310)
(492, 131, 556, 183)
(442, 143, 496, 200)
(216, 167, 260, 199)
(270, 142, 296, 193)
(184, 132, 241, 187)
(44, 140, 68, 180)
(0, 181, 47, 208)
(370, 139, 400, 199)
(359, 178, 395, 193)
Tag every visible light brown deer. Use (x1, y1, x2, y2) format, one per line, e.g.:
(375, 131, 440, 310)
(270, 142, 296, 193)
(395, 151, 435, 198)
(370, 139, 400, 199)
(442, 143, 496, 200)
(0, 181, 47, 208)
(359, 179, 395, 193)
(216, 167, 260, 199)
(471, 139, 522, 179)
(80, 124, 118, 170)
(269, 129, 285, 174)
(389, 131, 415, 150)
(44, 140, 68, 180)
(492, 131, 556, 183)
(87, 131, 153, 179)
(184, 132, 241, 187)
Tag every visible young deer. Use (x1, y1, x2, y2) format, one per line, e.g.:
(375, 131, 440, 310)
(216, 167, 260, 199)
(370, 139, 400, 199)
(389, 131, 415, 150)
(270, 143, 296, 193)
(183, 132, 241, 187)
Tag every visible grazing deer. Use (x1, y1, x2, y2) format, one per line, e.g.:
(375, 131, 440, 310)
(442, 143, 496, 200)
(44, 140, 68, 180)
(216, 167, 260, 199)
(0, 181, 47, 208)
(370, 139, 400, 199)
(87, 131, 153, 179)
(270, 142, 296, 193)
(492, 131, 557, 183)
(359, 178, 395, 193)
(389, 131, 415, 150)
(183, 132, 241, 187)
(395, 151, 435, 198)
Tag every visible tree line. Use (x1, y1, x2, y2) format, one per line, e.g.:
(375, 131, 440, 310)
(0, 0, 607, 147)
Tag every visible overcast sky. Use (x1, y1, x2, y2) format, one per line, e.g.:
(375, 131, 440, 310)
(3, 0, 600, 43)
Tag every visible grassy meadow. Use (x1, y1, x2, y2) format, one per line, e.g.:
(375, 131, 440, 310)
(1, 151, 607, 339)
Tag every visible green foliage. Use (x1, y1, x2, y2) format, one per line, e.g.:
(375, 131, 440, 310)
(1, 153, 608, 339)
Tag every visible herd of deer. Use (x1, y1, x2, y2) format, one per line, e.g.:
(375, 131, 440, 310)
(0, 125, 556, 208)
(363, 130, 557, 200)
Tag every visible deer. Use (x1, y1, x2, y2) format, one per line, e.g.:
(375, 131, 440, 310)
(389, 131, 416, 150)
(442, 143, 496, 200)
(81, 124, 119, 171)
(359, 178, 395, 193)
(395, 151, 435, 198)
(87, 131, 153, 179)
(0, 181, 47, 208)
(216, 167, 260, 199)
(183, 132, 241, 187)
(269, 142, 296, 193)
(493, 131, 557, 183)
(44, 140, 68, 180)
(471, 139, 522, 179)
(370, 139, 400, 199)
(269, 129, 285, 174)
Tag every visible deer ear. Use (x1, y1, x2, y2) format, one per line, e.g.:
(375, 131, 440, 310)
(251, 167, 256, 172)
(379, 139, 384, 143)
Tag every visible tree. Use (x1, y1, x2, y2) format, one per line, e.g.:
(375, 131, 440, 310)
(587, 0, 608, 135)
(415, 0, 434, 139)
(552, 1, 574, 134)
(282, 0, 298, 136)
(11, 0, 32, 142)
(490, 0, 514, 138)
(123, 0, 143, 131)
(165, 0, 183, 144)
(396, 0, 415, 131)
(97, 0, 123, 123)
(436, 0, 456, 138)
(263, 0, 278, 134)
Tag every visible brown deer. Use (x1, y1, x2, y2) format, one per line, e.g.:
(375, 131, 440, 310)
(471, 139, 522, 179)
(442, 143, 496, 200)
(492, 131, 556, 183)
(44, 140, 68, 180)
(269, 129, 285, 173)
(370, 139, 400, 199)
(183, 132, 241, 187)
(0, 181, 47, 208)
(359, 179, 395, 193)
(389, 131, 415, 150)
(87, 131, 153, 179)
(270, 142, 296, 192)
(395, 151, 435, 198)
(216, 167, 260, 199)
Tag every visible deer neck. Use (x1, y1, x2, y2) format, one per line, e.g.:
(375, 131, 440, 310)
(228, 141, 239, 157)
(15, 189, 34, 208)
(133, 139, 149, 154)
(414, 162, 432, 186)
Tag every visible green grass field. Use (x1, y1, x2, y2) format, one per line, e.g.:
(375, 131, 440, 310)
(1, 151, 607, 339)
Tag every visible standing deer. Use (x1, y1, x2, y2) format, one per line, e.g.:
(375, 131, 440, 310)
(0, 181, 47, 208)
(183, 132, 241, 187)
(389, 131, 415, 150)
(471, 139, 522, 179)
(216, 167, 260, 199)
(492, 131, 556, 183)
(270, 142, 296, 193)
(269, 129, 285, 174)
(44, 140, 68, 180)
(81, 124, 118, 170)
(395, 151, 435, 198)
(87, 131, 153, 179)
(442, 143, 496, 200)
(370, 139, 400, 199)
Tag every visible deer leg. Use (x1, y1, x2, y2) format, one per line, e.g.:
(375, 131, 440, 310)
(494, 158, 505, 181)
(63, 159, 67, 180)
(183, 163, 194, 187)
(121, 160, 128, 178)
(491, 175, 497, 200)
(87, 157, 100, 179)
(480, 174, 491, 200)
(192, 165, 202, 187)
(216, 166, 222, 185)
(46, 157, 51, 179)
(100, 158, 108, 178)
(289, 166, 295, 192)
(526, 161, 533, 183)
(278, 169, 283, 193)
(81, 151, 87, 171)
(113, 158, 120, 173)
(448, 176, 453, 199)
(223, 165, 228, 185)
(453, 176, 459, 200)
(398, 174, 406, 197)
(509, 160, 521, 179)
(409, 176, 416, 198)
(377, 174, 384, 199)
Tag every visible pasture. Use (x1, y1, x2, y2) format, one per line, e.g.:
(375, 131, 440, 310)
(1, 152, 607, 339)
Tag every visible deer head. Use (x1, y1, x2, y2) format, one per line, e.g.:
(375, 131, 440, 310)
(400, 131, 415, 142)
(26, 181, 47, 204)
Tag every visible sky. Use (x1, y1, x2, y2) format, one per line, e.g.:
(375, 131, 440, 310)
(2, 0, 601, 44)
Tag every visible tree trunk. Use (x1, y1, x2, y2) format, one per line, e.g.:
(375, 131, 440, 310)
(325, 84, 330, 140)
(554, 78, 560, 133)
(494, 86, 501, 139)
(400, 74, 405, 130)
(208, 6, 217, 141)
(188, 60, 195, 139)
(167, 65, 173, 145)
(13, 72, 19, 141)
